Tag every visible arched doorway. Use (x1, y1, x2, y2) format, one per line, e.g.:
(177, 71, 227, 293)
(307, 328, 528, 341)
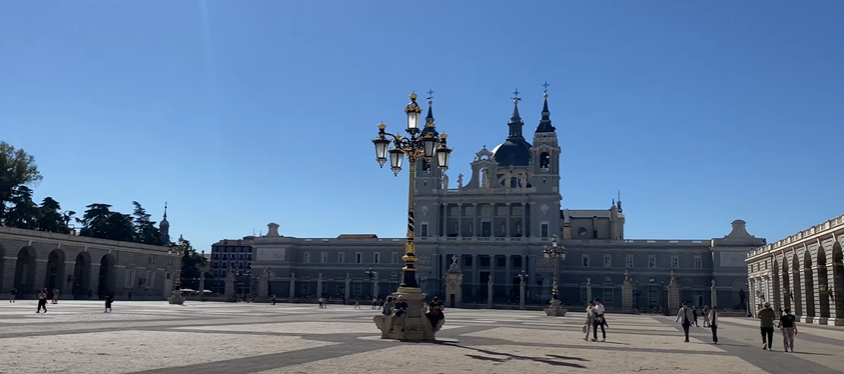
(45, 249, 66, 294)
(832, 241, 844, 319)
(13, 247, 37, 295)
(791, 253, 802, 316)
(803, 251, 816, 319)
(72, 252, 91, 299)
(782, 257, 791, 310)
(97, 254, 116, 300)
(817, 246, 831, 319)
(772, 259, 781, 309)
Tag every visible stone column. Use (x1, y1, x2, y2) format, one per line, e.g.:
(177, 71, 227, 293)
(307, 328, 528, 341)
(256, 274, 268, 302)
(198, 266, 207, 301)
(505, 203, 511, 237)
(827, 254, 843, 325)
(519, 276, 526, 310)
(224, 269, 235, 302)
(622, 271, 632, 312)
(372, 276, 380, 298)
(487, 278, 493, 308)
(316, 273, 324, 299)
(288, 273, 296, 303)
(444, 256, 463, 308)
(344, 273, 351, 305)
(668, 271, 680, 312)
(710, 280, 718, 308)
(586, 278, 592, 302)
(88, 263, 101, 300)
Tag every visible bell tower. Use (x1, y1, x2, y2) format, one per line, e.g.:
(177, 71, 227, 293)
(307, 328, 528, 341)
(530, 90, 561, 195)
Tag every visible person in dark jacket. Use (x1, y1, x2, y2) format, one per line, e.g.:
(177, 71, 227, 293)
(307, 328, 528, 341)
(104, 290, 114, 313)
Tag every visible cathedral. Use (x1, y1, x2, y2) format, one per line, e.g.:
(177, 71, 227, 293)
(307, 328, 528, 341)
(212, 91, 763, 311)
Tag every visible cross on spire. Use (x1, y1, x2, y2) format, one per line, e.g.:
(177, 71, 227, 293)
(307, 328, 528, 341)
(542, 80, 550, 93)
(511, 88, 521, 103)
(426, 89, 435, 100)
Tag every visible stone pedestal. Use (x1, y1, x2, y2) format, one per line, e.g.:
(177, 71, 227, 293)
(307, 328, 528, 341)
(257, 275, 268, 302)
(316, 274, 324, 299)
(198, 272, 206, 302)
(487, 280, 493, 308)
(224, 270, 235, 302)
(710, 280, 718, 308)
(622, 272, 633, 312)
(168, 290, 185, 305)
(372, 278, 380, 298)
(444, 257, 463, 308)
(668, 272, 680, 311)
(344, 274, 351, 305)
(373, 288, 440, 341)
(288, 274, 296, 303)
(586, 278, 592, 302)
(545, 298, 567, 316)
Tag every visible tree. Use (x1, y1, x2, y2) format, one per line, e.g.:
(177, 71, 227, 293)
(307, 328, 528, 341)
(174, 236, 212, 290)
(0, 142, 42, 225)
(5, 185, 41, 230)
(131, 201, 162, 245)
(36, 197, 73, 234)
(77, 203, 135, 242)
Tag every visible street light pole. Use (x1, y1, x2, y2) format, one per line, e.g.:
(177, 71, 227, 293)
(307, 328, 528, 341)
(373, 92, 452, 290)
(542, 235, 567, 316)
(371, 92, 453, 341)
(167, 235, 189, 305)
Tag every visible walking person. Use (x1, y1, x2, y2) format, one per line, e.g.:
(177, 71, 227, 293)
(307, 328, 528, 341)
(104, 290, 114, 313)
(270, 294, 276, 305)
(702, 305, 710, 327)
(36, 289, 48, 313)
(318, 296, 325, 308)
(591, 298, 606, 342)
(709, 306, 719, 344)
(52, 288, 60, 304)
(9, 287, 16, 303)
(758, 302, 776, 350)
(676, 302, 695, 342)
(692, 306, 699, 327)
(583, 301, 595, 341)
(779, 308, 798, 352)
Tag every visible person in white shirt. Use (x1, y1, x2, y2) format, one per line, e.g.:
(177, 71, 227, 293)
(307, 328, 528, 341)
(676, 302, 695, 342)
(709, 306, 719, 344)
(591, 298, 607, 342)
(584, 302, 595, 341)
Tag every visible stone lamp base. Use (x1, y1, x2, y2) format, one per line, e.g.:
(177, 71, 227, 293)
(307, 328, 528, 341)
(374, 287, 443, 341)
(545, 299, 567, 317)
(168, 290, 185, 305)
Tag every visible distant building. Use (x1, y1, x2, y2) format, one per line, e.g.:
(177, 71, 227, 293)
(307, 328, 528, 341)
(215, 93, 764, 309)
(209, 238, 254, 295)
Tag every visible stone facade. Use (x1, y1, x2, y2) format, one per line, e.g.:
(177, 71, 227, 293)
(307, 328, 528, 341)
(0, 226, 178, 300)
(746, 213, 844, 326)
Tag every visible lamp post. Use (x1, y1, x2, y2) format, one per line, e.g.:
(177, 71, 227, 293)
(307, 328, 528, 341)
(542, 235, 567, 316)
(166, 235, 190, 305)
(365, 267, 378, 298)
(371, 92, 453, 341)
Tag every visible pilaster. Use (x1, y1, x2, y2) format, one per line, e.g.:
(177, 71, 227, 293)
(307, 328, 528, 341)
(798, 267, 810, 322)
(621, 271, 632, 312)
(444, 256, 463, 308)
(710, 280, 718, 308)
(487, 279, 493, 308)
(287, 274, 296, 303)
(668, 272, 680, 311)
(519, 277, 526, 310)
(585, 278, 592, 302)
(224, 270, 235, 302)
(344, 274, 351, 304)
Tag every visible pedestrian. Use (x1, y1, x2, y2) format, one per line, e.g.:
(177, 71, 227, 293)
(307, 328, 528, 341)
(425, 297, 444, 329)
(692, 306, 699, 327)
(371, 297, 378, 310)
(318, 296, 325, 308)
(676, 302, 695, 342)
(779, 308, 798, 352)
(52, 288, 60, 304)
(709, 305, 719, 344)
(389, 295, 408, 333)
(583, 301, 595, 341)
(354, 298, 361, 309)
(702, 305, 710, 327)
(591, 298, 606, 342)
(757, 302, 776, 350)
(104, 290, 114, 313)
(36, 289, 48, 313)
(9, 287, 16, 303)
(382, 296, 395, 318)
(270, 294, 277, 305)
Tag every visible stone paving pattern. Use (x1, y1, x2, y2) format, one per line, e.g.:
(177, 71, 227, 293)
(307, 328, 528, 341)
(1, 301, 843, 374)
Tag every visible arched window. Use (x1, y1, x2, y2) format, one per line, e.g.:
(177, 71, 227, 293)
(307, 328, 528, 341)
(539, 152, 550, 168)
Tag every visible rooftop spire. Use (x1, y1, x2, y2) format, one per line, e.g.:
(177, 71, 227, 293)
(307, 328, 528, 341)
(508, 88, 524, 139)
(535, 81, 556, 133)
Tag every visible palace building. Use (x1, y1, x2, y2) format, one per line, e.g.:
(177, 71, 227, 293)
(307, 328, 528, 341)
(215, 92, 764, 310)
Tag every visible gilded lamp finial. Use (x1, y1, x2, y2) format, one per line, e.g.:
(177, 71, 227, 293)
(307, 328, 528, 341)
(377, 123, 386, 130)
(409, 92, 418, 100)
(440, 133, 448, 140)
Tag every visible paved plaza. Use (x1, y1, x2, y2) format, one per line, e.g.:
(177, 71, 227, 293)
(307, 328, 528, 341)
(1, 301, 843, 374)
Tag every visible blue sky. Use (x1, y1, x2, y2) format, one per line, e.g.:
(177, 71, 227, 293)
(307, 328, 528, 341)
(1, 1, 843, 251)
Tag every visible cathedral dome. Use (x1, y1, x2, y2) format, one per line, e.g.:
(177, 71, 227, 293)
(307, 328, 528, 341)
(492, 139, 532, 167)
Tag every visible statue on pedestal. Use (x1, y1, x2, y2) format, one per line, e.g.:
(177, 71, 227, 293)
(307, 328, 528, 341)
(441, 173, 449, 190)
(457, 173, 464, 189)
(482, 168, 490, 188)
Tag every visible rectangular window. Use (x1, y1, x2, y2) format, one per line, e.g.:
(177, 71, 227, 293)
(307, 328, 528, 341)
(481, 222, 492, 237)
(670, 255, 679, 269)
(124, 270, 135, 288)
(693, 256, 702, 269)
(374, 253, 381, 264)
(145, 271, 152, 288)
(540, 223, 549, 238)
(581, 254, 590, 267)
(353, 282, 362, 295)
(303, 252, 310, 263)
(128, 255, 135, 263)
(421, 223, 429, 237)
(338, 252, 346, 263)
(648, 255, 657, 268)
(356, 252, 363, 264)
(603, 254, 612, 268)
(320, 252, 328, 263)
(391, 252, 399, 264)
(625, 255, 634, 268)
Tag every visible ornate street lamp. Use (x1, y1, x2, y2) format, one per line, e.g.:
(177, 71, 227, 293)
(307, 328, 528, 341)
(372, 92, 453, 290)
(166, 235, 190, 305)
(542, 235, 567, 316)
